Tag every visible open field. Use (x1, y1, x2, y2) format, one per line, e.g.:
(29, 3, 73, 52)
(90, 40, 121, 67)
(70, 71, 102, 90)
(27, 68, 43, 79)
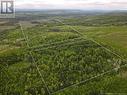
(0, 10, 127, 95)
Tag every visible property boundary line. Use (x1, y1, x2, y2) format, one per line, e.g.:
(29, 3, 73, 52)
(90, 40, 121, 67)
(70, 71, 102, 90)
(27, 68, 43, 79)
(54, 19, 124, 60)
(30, 39, 87, 51)
(29, 37, 84, 50)
(51, 63, 127, 94)
(19, 23, 51, 95)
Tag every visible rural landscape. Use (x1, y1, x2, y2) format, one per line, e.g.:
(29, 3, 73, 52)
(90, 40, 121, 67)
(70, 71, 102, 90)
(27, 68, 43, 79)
(0, 10, 127, 95)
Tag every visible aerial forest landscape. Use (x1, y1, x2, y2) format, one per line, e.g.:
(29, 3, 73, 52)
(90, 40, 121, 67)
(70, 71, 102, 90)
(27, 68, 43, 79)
(0, 0, 127, 95)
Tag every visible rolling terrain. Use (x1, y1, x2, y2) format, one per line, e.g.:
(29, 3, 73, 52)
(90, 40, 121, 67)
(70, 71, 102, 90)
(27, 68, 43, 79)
(0, 10, 127, 95)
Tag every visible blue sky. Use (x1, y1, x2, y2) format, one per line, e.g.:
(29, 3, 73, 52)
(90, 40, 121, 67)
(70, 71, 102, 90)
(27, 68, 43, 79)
(15, 0, 127, 10)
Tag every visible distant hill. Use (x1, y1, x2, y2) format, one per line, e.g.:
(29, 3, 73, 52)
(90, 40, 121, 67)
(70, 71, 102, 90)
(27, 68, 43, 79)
(61, 11, 127, 26)
(0, 10, 127, 27)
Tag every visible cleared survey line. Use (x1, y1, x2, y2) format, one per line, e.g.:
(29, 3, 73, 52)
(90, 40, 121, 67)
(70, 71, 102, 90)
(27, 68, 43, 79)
(19, 23, 51, 95)
(52, 19, 83, 36)
(54, 19, 125, 60)
(51, 63, 127, 95)
(29, 37, 83, 50)
(31, 39, 86, 52)
(30, 38, 88, 65)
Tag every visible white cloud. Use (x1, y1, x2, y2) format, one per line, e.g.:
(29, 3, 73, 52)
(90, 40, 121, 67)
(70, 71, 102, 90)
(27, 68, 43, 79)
(15, 0, 127, 10)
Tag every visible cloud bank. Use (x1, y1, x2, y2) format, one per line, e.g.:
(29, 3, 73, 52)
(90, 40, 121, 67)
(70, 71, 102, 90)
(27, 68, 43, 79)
(15, 0, 127, 10)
